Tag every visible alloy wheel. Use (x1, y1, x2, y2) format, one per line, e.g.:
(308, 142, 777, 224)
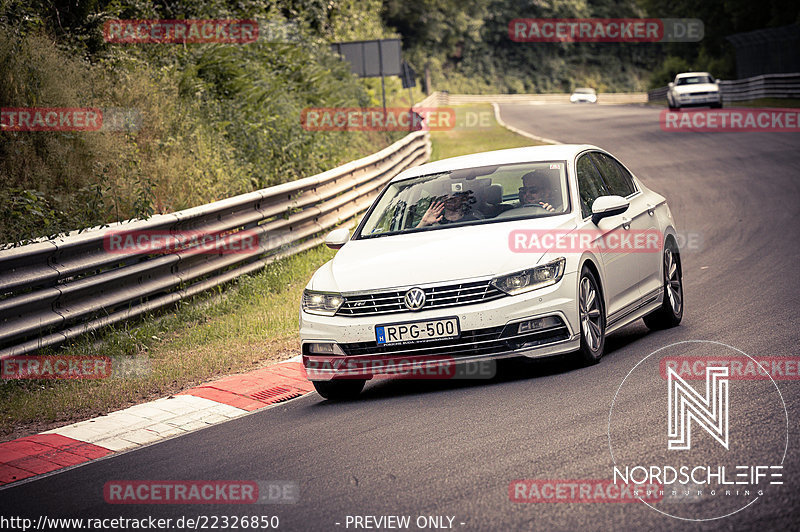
(579, 276, 602, 352)
(665, 248, 682, 315)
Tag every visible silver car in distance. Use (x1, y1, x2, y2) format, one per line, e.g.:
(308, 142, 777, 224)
(300, 145, 683, 399)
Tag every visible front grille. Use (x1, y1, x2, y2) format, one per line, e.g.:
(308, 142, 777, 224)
(337, 279, 506, 317)
(337, 318, 570, 358)
(688, 91, 711, 96)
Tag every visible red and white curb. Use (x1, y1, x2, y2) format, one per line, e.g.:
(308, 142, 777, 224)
(0, 357, 314, 487)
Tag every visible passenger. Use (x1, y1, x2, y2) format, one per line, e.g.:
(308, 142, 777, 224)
(417, 189, 481, 227)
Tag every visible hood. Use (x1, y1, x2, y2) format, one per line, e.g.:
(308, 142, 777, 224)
(312, 215, 577, 293)
(674, 83, 718, 94)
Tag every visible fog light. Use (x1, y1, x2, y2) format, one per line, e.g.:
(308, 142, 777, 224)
(307, 343, 346, 355)
(517, 316, 562, 334)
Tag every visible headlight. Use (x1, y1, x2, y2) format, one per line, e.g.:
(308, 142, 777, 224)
(490, 258, 566, 295)
(302, 290, 344, 316)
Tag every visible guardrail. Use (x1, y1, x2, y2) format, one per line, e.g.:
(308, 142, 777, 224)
(0, 109, 433, 359)
(440, 92, 647, 105)
(648, 72, 800, 103)
(648, 86, 669, 101)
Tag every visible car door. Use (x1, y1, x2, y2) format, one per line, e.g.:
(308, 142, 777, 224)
(575, 152, 641, 320)
(590, 152, 662, 310)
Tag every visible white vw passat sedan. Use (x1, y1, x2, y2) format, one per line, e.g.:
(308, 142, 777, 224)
(300, 145, 683, 399)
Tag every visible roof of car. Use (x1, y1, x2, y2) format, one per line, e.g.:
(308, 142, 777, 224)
(675, 71, 712, 78)
(392, 144, 599, 182)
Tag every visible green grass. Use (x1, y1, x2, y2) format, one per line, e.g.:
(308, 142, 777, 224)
(430, 104, 544, 161)
(0, 101, 541, 442)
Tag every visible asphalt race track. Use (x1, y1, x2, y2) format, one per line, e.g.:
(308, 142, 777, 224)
(2, 103, 799, 531)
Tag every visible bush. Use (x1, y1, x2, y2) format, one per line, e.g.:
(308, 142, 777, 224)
(648, 56, 691, 89)
(0, 1, 409, 245)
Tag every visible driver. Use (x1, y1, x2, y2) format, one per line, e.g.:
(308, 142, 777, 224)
(517, 171, 558, 212)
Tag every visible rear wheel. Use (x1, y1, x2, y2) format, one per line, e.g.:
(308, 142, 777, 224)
(643, 243, 683, 330)
(577, 266, 605, 365)
(312, 379, 365, 400)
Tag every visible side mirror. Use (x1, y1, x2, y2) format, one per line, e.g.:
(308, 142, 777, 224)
(591, 195, 629, 225)
(668, 82, 674, 89)
(324, 228, 350, 250)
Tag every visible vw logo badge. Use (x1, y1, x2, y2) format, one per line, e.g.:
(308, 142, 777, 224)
(404, 287, 426, 311)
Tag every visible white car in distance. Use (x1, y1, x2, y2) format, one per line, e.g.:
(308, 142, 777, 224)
(570, 88, 597, 104)
(300, 145, 684, 399)
(667, 72, 722, 110)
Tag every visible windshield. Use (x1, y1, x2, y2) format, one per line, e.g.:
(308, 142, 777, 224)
(676, 75, 713, 85)
(574, 88, 596, 94)
(357, 161, 569, 238)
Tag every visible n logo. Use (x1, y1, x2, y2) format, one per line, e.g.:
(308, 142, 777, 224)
(667, 366, 729, 450)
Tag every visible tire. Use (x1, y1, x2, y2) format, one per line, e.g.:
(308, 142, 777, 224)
(711, 102, 722, 109)
(577, 266, 605, 365)
(667, 95, 678, 111)
(643, 242, 683, 330)
(312, 379, 365, 400)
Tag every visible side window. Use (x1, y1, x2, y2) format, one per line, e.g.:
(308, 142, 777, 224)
(576, 154, 609, 219)
(590, 153, 637, 197)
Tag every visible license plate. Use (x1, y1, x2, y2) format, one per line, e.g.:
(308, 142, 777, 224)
(376, 317, 460, 345)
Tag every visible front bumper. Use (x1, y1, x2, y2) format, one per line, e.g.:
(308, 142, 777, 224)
(676, 95, 721, 107)
(300, 273, 580, 381)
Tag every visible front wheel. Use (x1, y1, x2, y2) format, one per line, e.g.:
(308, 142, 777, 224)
(577, 266, 605, 365)
(643, 244, 683, 330)
(667, 95, 679, 111)
(312, 379, 365, 400)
